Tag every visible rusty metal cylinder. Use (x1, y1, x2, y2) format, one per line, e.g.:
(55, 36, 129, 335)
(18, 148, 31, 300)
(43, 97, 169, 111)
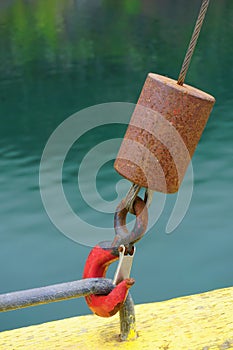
(114, 73, 215, 193)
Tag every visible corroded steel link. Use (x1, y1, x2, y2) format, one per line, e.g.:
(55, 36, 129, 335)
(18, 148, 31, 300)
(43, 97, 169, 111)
(124, 184, 153, 215)
(124, 183, 141, 214)
(113, 196, 148, 252)
(177, 0, 210, 85)
(144, 189, 154, 208)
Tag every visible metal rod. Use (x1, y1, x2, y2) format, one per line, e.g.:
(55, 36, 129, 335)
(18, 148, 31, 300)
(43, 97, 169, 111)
(177, 0, 210, 85)
(0, 278, 114, 312)
(120, 292, 137, 341)
(0, 277, 136, 341)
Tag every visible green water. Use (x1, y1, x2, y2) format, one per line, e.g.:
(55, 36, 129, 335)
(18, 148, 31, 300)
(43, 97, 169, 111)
(0, 0, 233, 331)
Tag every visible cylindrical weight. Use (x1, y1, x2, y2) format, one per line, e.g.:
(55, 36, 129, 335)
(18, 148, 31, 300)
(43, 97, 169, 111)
(114, 73, 215, 193)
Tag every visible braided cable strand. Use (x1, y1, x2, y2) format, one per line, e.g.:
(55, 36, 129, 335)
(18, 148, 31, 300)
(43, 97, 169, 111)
(177, 0, 210, 86)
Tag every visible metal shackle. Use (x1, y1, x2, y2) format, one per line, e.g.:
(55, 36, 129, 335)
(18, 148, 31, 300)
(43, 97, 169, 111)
(114, 73, 215, 193)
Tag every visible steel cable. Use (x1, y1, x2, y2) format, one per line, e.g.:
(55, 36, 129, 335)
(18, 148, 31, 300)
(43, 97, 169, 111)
(177, 0, 210, 86)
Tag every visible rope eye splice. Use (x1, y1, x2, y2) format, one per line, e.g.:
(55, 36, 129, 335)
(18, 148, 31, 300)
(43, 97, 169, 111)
(82, 186, 151, 318)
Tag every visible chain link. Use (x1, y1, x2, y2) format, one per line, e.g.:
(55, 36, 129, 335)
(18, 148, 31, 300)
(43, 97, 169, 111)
(125, 183, 153, 214)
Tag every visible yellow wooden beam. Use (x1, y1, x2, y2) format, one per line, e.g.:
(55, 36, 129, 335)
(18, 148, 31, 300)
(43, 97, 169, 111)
(1, 287, 233, 349)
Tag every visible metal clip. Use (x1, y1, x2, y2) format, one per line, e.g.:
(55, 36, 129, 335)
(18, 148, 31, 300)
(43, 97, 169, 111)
(113, 245, 136, 285)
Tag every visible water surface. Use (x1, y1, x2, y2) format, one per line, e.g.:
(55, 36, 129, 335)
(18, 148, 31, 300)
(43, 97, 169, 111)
(0, 0, 232, 331)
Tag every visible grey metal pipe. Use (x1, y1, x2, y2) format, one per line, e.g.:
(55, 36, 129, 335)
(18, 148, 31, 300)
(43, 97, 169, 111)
(0, 277, 136, 341)
(0, 278, 114, 312)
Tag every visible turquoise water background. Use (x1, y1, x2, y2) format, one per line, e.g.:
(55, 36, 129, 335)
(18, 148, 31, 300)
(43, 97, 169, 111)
(0, 0, 232, 331)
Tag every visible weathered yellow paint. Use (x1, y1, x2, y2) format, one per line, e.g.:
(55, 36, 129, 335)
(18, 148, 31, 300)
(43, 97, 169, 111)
(1, 287, 233, 350)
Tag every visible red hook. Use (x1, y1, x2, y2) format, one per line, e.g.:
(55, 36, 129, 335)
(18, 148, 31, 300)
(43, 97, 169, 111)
(83, 196, 148, 317)
(83, 244, 134, 317)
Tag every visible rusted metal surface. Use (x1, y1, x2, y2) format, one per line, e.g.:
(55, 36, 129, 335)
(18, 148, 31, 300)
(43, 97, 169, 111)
(113, 196, 148, 250)
(114, 73, 215, 193)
